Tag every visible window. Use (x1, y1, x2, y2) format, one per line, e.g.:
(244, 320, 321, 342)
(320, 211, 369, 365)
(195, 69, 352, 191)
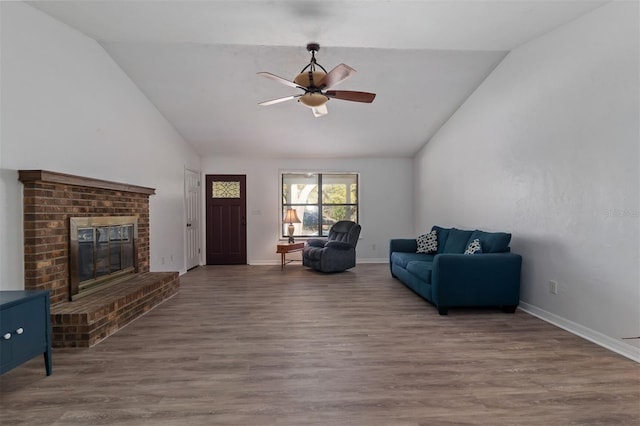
(282, 172, 358, 237)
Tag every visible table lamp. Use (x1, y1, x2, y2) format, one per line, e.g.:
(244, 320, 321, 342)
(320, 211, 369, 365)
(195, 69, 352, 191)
(284, 208, 301, 243)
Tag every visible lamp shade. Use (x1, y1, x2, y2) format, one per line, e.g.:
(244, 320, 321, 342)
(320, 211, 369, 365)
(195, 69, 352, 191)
(284, 208, 301, 224)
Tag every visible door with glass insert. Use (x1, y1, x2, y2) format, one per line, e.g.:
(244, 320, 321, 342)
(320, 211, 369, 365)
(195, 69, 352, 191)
(205, 175, 247, 264)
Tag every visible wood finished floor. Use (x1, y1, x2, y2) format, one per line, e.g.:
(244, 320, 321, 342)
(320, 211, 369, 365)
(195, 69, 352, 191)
(1, 264, 638, 425)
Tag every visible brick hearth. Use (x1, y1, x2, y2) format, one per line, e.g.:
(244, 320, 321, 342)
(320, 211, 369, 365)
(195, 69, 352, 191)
(18, 170, 179, 347)
(51, 272, 178, 348)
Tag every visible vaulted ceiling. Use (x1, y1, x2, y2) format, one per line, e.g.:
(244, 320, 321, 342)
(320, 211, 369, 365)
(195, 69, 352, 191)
(28, 1, 607, 158)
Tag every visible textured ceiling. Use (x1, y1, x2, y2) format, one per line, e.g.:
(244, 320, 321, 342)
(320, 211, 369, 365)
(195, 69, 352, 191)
(28, 1, 607, 158)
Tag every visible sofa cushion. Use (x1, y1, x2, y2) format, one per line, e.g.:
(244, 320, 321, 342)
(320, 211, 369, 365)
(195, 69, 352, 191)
(416, 230, 438, 254)
(431, 226, 451, 254)
(441, 228, 474, 254)
(391, 252, 434, 268)
(464, 238, 483, 254)
(468, 230, 512, 253)
(406, 260, 433, 284)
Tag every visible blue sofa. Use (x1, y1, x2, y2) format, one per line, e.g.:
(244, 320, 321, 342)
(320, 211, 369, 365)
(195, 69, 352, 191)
(389, 226, 522, 315)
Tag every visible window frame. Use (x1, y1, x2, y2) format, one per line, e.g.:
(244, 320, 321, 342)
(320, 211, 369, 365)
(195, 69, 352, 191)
(280, 171, 360, 239)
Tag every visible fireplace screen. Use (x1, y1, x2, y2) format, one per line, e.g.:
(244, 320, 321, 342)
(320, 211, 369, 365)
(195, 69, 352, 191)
(70, 216, 138, 300)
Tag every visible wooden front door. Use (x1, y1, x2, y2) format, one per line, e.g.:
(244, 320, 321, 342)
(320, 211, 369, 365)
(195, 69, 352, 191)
(205, 175, 247, 265)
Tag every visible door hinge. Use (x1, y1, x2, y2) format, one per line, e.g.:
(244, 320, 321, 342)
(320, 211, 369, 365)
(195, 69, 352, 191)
(198, 248, 201, 253)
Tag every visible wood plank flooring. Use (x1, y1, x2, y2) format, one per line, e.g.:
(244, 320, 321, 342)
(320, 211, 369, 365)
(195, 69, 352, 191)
(1, 264, 638, 425)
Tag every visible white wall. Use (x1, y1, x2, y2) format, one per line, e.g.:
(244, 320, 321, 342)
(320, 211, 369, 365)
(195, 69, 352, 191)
(414, 2, 639, 361)
(200, 156, 414, 264)
(0, 2, 200, 289)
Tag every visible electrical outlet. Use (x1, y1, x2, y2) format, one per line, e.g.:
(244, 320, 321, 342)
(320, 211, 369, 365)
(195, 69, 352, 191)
(161, 257, 165, 265)
(372, 244, 376, 251)
(549, 280, 558, 295)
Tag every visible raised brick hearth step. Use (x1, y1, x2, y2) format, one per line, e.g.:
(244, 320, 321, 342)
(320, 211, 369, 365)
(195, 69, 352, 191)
(50, 272, 179, 348)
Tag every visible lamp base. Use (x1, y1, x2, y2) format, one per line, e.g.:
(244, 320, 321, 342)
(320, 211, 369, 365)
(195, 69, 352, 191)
(288, 223, 295, 244)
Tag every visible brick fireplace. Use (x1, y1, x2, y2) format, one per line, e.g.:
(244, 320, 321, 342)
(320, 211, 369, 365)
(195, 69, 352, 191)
(18, 170, 179, 347)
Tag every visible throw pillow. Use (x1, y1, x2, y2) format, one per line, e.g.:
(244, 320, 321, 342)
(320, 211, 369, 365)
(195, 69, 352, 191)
(464, 238, 483, 254)
(417, 230, 438, 254)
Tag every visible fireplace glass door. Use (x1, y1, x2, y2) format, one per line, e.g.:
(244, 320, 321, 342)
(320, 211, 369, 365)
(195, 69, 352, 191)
(70, 217, 138, 300)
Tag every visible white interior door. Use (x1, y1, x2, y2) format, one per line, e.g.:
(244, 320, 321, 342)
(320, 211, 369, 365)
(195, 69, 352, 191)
(185, 168, 201, 270)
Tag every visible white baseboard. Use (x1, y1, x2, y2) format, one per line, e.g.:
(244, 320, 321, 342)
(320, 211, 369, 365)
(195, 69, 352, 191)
(247, 259, 388, 266)
(518, 301, 640, 363)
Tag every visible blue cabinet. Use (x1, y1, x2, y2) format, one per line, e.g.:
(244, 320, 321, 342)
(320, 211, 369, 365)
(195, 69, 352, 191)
(0, 291, 52, 376)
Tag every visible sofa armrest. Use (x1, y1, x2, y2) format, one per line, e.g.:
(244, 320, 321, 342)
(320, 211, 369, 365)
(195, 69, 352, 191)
(431, 253, 522, 308)
(325, 241, 353, 251)
(389, 239, 417, 254)
(389, 239, 418, 276)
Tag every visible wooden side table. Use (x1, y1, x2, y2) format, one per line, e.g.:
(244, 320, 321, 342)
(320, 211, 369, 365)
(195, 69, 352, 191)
(276, 242, 305, 269)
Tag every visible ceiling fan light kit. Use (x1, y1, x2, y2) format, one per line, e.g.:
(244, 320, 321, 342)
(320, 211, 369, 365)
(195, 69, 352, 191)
(258, 43, 376, 117)
(294, 70, 329, 108)
(299, 93, 329, 108)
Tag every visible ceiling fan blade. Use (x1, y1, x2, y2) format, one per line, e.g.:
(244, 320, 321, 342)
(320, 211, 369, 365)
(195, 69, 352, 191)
(257, 72, 305, 90)
(312, 104, 328, 118)
(319, 63, 356, 90)
(258, 95, 300, 106)
(325, 90, 376, 103)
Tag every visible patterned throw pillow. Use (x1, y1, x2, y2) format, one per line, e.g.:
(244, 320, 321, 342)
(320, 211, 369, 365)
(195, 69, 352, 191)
(464, 238, 483, 254)
(417, 230, 438, 254)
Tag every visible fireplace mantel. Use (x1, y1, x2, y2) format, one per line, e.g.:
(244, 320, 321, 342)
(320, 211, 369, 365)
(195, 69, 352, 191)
(18, 170, 155, 195)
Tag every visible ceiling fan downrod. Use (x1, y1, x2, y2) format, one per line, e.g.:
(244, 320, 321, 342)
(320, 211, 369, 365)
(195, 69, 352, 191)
(300, 43, 327, 76)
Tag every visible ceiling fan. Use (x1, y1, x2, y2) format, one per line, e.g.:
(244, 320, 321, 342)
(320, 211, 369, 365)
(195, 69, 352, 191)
(257, 43, 376, 117)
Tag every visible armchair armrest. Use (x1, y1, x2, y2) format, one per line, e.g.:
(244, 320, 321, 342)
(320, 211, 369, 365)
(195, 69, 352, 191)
(325, 241, 353, 251)
(431, 253, 522, 308)
(306, 239, 327, 248)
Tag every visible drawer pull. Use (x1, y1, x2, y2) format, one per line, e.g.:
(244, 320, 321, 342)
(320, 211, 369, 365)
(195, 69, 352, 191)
(2, 333, 11, 340)
(15, 328, 24, 335)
